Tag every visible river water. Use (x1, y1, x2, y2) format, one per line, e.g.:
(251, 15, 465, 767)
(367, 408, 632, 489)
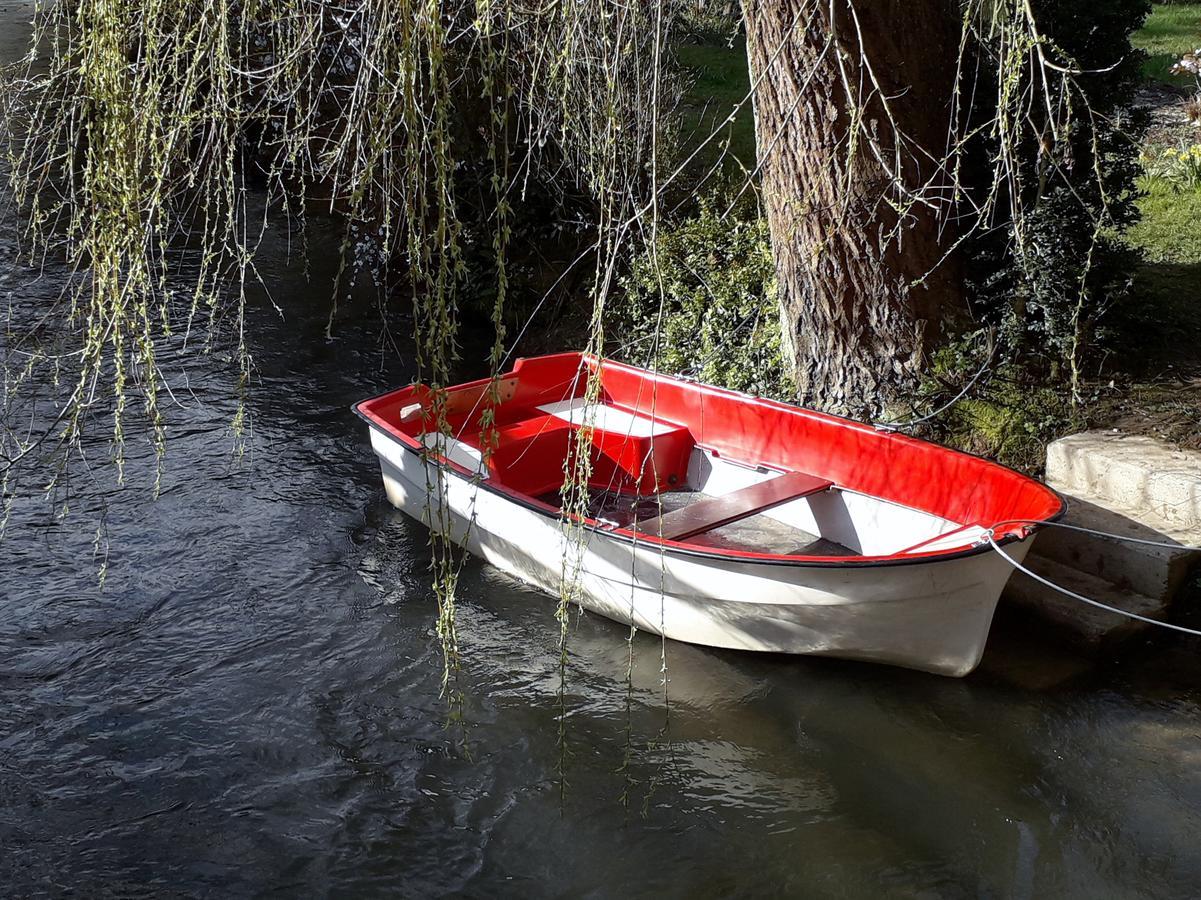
(4, 6, 1201, 897)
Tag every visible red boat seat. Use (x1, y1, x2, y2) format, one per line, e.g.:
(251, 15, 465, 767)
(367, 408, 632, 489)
(468, 402, 695, 497)
(634, 471, 833, 541)
(486, 414, 578, 496)
(535, 400, 694, 496)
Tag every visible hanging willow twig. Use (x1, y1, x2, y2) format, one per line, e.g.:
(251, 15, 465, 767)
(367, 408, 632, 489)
(0, 0, 672, 688)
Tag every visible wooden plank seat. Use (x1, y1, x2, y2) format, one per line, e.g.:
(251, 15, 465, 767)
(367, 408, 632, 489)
(633, 471, 833, 542)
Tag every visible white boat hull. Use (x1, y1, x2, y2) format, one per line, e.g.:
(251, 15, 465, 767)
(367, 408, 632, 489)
(369, 428, 1030, 677)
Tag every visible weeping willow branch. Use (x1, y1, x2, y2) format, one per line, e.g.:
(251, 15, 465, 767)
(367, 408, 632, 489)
(0, 0, 1142, 691)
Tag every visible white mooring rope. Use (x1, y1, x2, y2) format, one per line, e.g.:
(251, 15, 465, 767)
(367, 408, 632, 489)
(986, 519, 1201, 638)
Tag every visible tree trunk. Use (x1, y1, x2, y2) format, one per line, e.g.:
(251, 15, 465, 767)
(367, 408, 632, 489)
(742, 0, 964, 416)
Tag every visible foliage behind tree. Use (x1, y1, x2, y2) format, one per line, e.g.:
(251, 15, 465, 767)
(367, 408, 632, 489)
(962, 0, 1150, 391)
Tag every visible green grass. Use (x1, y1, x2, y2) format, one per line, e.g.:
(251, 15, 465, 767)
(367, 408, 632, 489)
(1129, 176, 1201, 263)
(1123, 9, 1201, 374)
(1116, 177, 1201, 371)
(675, 40, 756, 169)
(1132, 3, 1201, 86)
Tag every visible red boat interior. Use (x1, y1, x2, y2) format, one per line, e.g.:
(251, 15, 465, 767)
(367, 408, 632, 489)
(355, 352, 1064, 561)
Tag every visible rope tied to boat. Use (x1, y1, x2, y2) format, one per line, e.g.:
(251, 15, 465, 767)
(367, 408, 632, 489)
(985, 519, 1201, 639)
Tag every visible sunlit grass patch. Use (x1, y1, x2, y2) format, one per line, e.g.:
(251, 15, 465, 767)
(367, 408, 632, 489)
(1128, 175, 1201, 263)
(1133, 3, 1201, 86)
(1113, 175, 1201, 373)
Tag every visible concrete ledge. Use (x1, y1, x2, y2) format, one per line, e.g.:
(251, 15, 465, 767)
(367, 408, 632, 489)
(1003, 555, 1161, 648)
(1002, 431, 1201, 648)
(1033, 495, 1200, 600)
(1046, 432, 1201, 530)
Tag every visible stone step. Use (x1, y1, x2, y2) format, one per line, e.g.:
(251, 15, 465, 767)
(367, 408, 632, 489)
(1002, 554, 1167, 648)
(1046, 432, 1201, 531)
(1032, 492, 1201, 601)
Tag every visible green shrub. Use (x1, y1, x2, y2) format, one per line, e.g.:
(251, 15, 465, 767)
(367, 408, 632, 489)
(611, 199, 789, 399)
(922, 340, 1080, 473)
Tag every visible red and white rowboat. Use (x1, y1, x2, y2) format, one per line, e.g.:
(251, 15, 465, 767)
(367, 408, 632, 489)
(354, 352, 1063, 676)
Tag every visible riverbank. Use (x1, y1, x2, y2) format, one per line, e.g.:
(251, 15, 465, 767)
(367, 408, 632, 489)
(671, 5, 1201, 468)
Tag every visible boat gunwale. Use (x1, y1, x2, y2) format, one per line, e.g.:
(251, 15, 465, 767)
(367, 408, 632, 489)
(353, 362, 1067, 568)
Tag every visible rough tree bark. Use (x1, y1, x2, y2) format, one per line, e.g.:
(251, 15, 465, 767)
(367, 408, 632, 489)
(742, 0, 964, 416)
